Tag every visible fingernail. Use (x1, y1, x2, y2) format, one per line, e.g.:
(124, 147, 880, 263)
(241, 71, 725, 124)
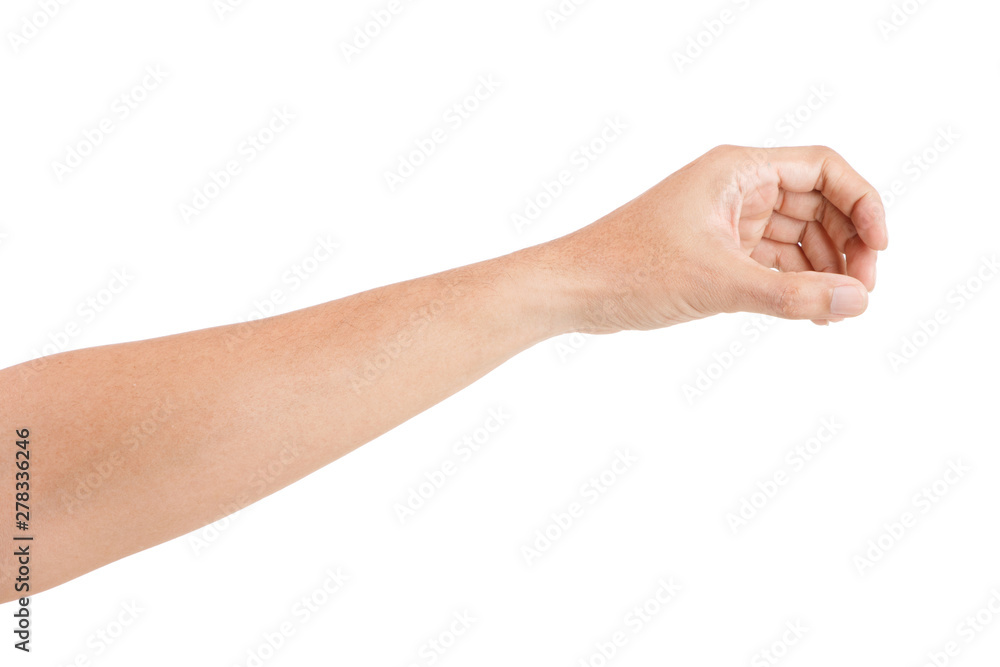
(830, 286, 867, 316)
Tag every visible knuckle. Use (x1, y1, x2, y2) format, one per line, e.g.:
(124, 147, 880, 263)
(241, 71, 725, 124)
(811, 144, 843, 163)
(706, 144, 738, 162)
(773, 282, 806, 319)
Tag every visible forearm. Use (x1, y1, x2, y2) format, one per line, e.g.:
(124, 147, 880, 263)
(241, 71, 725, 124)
(0, 243, 580, 600)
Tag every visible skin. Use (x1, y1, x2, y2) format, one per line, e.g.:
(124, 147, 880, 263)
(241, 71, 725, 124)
(0, 145, 887, 603)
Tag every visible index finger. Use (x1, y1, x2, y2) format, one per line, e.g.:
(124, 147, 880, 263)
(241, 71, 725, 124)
(767, 146, 888, 251)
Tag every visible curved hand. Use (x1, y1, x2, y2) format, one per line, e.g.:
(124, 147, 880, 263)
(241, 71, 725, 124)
(552, 145, 888, 333)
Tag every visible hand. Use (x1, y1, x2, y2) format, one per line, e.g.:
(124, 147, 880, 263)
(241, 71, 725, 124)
(552, 145, 888, 333)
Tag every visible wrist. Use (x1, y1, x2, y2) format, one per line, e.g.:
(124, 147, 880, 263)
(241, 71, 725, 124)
(499, 240, 601, 339)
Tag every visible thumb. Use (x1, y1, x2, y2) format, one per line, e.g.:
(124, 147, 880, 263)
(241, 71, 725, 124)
(727, 259, 870, 321)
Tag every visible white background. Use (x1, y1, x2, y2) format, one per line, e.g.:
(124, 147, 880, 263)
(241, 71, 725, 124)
(2, 0, 999, 665)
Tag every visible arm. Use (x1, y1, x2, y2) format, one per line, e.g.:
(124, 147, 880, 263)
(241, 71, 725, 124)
(0, 145, 887, 601)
